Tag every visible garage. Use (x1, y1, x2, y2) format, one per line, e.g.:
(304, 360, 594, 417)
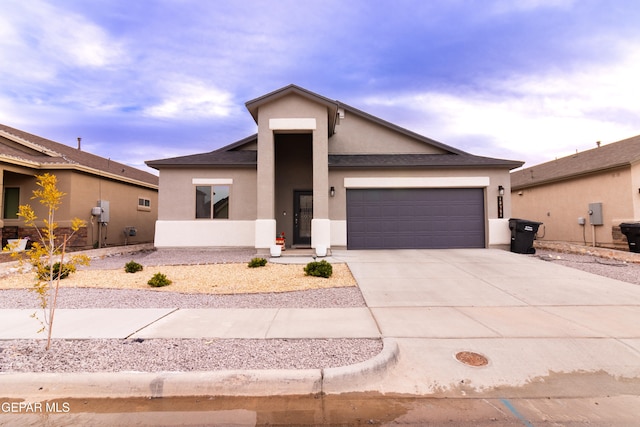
(346, 188, 485, 249)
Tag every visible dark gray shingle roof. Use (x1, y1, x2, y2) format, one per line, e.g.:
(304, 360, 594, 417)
(329, 154, 523, 168)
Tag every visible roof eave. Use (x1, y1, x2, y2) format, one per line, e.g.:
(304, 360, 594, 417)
(1, 155, 158, 189)
(512, 162, 630, 190)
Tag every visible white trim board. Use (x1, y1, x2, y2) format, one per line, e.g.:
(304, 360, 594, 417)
(192, 178, 233, 185)
(343, 177, 490, 188)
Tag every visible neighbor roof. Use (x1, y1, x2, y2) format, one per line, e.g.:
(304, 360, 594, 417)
(511, 134, 640, 190)
(0, 124, 158, 188)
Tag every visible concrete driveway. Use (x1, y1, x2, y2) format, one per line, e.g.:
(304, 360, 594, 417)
(328, 248, 640, 398)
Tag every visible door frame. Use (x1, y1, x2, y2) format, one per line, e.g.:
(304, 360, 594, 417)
(293, 190, 313, 246)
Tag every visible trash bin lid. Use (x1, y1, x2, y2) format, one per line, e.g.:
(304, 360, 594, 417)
(509, 218, 543, 232)
(619, 222, 640, 228)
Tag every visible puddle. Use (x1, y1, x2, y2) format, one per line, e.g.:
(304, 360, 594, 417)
(0, 393, 524, 426)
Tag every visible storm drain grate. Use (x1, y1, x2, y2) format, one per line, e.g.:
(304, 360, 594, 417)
(455, 351, 489, 367)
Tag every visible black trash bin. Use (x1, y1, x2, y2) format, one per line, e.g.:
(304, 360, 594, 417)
(620, 222, 640, 253)
(508, 218, 543, 254)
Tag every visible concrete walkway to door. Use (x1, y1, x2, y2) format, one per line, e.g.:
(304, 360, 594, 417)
(324, 248, 640, 397)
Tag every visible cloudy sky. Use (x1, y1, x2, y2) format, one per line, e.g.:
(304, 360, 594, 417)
(2, 0, 640, 174)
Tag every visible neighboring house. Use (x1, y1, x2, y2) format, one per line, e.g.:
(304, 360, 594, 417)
(0, 124, 159, 249)
(511, 135, 640, 249)
(146, 85, 523, 251)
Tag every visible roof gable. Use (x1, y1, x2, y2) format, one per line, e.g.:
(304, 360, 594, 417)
(245, 84, 339, 135)
(511, 135, 640, 189)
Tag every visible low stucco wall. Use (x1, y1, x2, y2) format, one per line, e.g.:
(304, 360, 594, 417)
(154, 220, 255, 247)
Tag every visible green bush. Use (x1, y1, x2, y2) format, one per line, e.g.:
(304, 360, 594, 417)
(148, 272, 172, 287)
(248, 257, 268, 268)
(38, 262, 76, 281)
(124, 260, 144, 273)
(303, 260, 333, 278)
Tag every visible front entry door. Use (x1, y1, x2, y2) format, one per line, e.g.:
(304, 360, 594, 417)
(294, 190, 313, 246)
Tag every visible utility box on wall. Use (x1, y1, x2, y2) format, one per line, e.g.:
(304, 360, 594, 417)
(588, 202, 603, 225)
(97, 200, 110, 223)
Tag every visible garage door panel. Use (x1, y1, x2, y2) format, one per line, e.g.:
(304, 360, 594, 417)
(347, 188, 485, 249)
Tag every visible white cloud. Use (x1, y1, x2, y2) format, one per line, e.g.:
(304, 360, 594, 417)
(0, 0, 125, 82)
(143, 81, 237, 119)
(364, 45, 640, 166)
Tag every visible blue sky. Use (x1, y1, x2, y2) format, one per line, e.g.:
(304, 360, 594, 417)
(2, 0, 640, 174)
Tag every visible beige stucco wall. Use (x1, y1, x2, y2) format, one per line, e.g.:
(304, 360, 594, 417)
(330, 112, 449, 154)
(511, 166, 636, 247)
(157, 167, 257, 221)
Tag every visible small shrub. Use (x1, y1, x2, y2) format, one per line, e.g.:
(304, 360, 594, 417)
(304, 260, 333, 278)
(148, 272, 172, 287)
(248, 257, 268, 268)
(124, 260, 144, 273)
(38, 262, 76, 281)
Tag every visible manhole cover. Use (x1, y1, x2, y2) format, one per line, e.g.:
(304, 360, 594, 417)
(455, 351, 488, 367)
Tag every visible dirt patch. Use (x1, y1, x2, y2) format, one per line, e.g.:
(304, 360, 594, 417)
(0, 263, 357, 294)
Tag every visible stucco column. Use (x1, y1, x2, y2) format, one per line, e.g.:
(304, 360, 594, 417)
(255, 120, 276, 248)
(312, 127, 330, 248)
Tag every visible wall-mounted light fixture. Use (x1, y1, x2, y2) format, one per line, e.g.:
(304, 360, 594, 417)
(498, 185, 505, 196)
(497, 186, 504, 219)
(330, 186, 335, 197)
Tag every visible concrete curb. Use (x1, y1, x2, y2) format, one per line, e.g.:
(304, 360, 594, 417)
(0, 339, 400, 400)
(322, 338, 400, 394)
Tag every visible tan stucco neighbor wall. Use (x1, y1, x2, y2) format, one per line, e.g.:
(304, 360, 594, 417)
(1, 169, 158, 248)
(512, 166, 636, 247)
(67, 171, 158, 247)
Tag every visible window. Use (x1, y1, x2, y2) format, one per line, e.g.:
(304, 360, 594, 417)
(137, 197, 151, 211)
(3, 187, 20, 219)
(195, 185, 229, 219)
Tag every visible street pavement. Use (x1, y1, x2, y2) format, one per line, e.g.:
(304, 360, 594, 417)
(2, 248, 640, 423)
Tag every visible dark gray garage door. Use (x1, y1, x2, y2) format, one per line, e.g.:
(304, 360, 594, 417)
(347, 188, 485, 249)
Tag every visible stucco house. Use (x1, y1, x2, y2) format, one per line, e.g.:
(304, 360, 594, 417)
(511, 135, 640, 249)
(146, 85, 523, 252)
(0, 124, 159, 249)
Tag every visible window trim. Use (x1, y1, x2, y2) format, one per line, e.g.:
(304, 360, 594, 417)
(137, 197, 151, 212)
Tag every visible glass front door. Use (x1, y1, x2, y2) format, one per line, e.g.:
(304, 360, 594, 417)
(294, 190, 313, 246)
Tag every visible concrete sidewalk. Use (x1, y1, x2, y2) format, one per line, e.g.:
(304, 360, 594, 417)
(1, 248, 640, 401)
(0, 308, 379, 340)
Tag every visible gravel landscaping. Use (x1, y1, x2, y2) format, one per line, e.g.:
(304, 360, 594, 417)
(0, 248, 377, 373)
(533, 249, 640, 285)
